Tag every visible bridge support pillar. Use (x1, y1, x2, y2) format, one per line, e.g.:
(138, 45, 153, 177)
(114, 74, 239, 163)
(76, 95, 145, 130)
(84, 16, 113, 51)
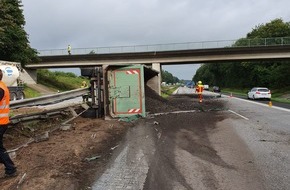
(21, 69, 37, 84)
(147, 63, 161, 95)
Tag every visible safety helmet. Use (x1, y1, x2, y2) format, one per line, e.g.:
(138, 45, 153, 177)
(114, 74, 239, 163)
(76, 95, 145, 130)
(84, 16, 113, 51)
(82, 81, 87, 85)
(198, 81, 202, 85)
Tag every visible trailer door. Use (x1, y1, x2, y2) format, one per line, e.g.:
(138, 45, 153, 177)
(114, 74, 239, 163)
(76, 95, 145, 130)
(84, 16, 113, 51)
(108, 65, 145, 117)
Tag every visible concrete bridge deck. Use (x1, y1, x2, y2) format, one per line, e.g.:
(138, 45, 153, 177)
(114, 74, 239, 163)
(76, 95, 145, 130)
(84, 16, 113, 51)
(27, 45, 290, 69)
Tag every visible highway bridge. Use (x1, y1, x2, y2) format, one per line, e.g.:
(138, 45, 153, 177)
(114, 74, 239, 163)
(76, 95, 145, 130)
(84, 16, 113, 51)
(26, 37, 290, 68)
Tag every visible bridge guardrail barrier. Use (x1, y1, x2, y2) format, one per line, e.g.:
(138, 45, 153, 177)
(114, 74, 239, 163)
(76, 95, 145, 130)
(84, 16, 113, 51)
(37, 37, 290, 56)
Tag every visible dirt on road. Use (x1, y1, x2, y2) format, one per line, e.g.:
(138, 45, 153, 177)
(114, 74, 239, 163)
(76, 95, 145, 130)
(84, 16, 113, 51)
(92, 88, 264, 190)
(1, 109, 131, 189)
(1, 87, 264, 189)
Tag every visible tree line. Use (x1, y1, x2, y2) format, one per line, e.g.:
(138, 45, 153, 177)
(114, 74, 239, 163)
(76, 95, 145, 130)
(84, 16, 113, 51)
(0, 0, 38, 66)
(161, 70, 179, 84)
(193, 18, 290, 89)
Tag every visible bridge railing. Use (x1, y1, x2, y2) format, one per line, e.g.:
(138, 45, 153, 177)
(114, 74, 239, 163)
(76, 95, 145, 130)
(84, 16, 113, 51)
(38, 37, 290, 56)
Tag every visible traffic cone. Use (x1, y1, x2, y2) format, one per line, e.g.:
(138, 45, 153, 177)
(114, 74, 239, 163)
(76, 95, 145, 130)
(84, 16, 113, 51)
(268, 101, 272, 107)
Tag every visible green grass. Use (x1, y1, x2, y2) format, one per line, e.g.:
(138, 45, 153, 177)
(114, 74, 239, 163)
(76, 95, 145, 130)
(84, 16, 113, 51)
(37, 69, 90, 92)
(39, 76, 88, 92)
(271, 88, 290, 103)
(220, 88, 249, 96)
(21, 70, 90, 98)
(24, 86, 42, 98)
(161, 85, 179, 98)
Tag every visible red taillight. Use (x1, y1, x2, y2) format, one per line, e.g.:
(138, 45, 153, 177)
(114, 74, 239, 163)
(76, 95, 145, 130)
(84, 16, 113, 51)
(256, 91, 260, 94)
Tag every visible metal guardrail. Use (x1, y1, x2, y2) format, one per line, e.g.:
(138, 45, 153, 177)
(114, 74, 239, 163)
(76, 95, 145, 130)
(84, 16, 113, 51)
(37, 37, 290, 56)
(10, 109, 65, 124)
(10, 88, 89, 109)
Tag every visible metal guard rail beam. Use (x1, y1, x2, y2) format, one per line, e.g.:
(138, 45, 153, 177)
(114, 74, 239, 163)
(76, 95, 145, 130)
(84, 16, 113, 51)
(10, 88, 89, 109)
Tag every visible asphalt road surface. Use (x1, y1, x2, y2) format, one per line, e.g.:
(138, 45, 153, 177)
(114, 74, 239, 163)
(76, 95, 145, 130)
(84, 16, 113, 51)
(91, 87, 290, 190)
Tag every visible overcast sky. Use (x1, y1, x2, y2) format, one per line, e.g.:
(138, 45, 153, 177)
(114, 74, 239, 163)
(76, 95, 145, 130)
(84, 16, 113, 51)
(21, 0, 290, 80)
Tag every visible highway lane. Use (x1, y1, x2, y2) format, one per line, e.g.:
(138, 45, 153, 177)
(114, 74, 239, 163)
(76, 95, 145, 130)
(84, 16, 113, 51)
(91, 87, 289, 189)
(28, 86, 289, 190)
(178, 86, 290, 190)
(224, 96, 290, 190)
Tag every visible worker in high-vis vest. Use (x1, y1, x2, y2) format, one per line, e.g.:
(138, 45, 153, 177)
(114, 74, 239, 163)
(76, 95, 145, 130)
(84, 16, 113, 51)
(195, 81, 204, 103)
(81, 81, 89, 102)
(67, 45, 71, 55)
(0, 69, 17, 177)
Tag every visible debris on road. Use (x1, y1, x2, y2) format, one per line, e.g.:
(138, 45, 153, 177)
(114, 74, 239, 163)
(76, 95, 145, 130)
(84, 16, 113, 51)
(85, 155, 101, 162)
(34, 131, 49, 142)
(111, 145, 119, 150)
(60, 124, 72, 131)
(16, 173, 27, 189)
(118, 114, 141, 122)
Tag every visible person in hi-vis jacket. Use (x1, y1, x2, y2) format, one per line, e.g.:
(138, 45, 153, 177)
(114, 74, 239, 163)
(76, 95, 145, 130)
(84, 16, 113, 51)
(195, 81, 204, 103)
(0, 69, 17, 177)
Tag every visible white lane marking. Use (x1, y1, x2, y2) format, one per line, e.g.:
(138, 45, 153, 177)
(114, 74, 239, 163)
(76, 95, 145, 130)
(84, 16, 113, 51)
(223, 95, 290, 113)
(228, 109, 249, 120)
(172, 87, 179, 94)
(148, 110, 197, 117)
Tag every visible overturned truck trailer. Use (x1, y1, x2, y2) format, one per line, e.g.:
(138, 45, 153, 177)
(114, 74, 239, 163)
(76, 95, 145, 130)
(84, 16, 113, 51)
(81, 64, 159, 119)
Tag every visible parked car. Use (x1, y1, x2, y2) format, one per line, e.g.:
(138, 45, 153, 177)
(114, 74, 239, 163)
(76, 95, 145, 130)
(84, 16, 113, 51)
(247, 87, 271, 100)
(203, 84, 209, 90)
(212, 86, 221, 93)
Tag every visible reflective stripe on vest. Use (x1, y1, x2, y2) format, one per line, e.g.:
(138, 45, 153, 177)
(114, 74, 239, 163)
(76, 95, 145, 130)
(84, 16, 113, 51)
(0, 105, 9, 109)
(0, 113, 9, 117)
(197, 85, 204, 94)
(0, 81, 10, 125)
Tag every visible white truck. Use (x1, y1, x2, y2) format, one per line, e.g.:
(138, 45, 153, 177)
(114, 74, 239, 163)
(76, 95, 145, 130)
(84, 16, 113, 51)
(0, 60, 25, 101)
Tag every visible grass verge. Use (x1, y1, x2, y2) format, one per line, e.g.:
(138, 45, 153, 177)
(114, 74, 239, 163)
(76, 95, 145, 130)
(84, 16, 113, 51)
(161, 85, 179, 98)
(24, 86, 42, 99)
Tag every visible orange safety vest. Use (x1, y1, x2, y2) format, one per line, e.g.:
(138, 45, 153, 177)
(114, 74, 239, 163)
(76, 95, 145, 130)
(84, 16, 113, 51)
(196, 85, 204, 94)
(0, 81, 10, 125)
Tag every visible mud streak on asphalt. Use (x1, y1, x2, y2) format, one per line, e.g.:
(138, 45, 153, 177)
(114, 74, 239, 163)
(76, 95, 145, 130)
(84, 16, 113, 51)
(143, 110, 231, 190)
